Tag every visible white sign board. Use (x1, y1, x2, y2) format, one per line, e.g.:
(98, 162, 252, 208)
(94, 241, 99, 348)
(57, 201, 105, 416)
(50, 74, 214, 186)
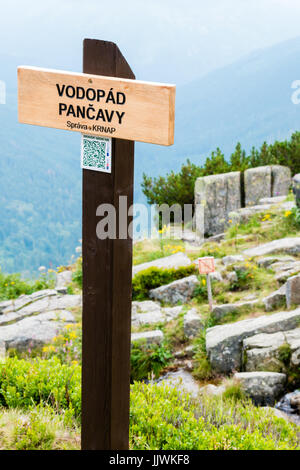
(81, 135, 112, 173)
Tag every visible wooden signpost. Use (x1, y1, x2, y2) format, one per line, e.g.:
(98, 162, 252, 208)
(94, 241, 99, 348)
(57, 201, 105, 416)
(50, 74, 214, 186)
(18, 39, 175, 450)
(198, 257, 215, 311)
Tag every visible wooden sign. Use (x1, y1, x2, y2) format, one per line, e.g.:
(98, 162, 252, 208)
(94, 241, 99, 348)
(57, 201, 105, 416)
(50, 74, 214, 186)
(18, 66, 175, 145)
(198, 257, 215, 274)
(17, 38, 176, 451)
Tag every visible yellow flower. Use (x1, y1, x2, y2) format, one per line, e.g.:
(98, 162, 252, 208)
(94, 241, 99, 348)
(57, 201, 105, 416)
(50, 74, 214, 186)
(202, 279, 206, 286)
(228, 219, 232, 224)
(284, 210, 292, 218)
(11, 282, 15, 285)
(69, 331, 77, 340)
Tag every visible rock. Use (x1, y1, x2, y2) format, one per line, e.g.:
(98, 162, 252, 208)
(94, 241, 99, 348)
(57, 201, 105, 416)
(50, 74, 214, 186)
(229, 202, 295, 225)
(1, 289, 58, 315)
(209, 271, 223, 282)
(199, 383, 226, 396)
(243, 331, 287, 372)
(131, 330, 164, 345)
(259, 196, 287, 205)
(149, 275, 198, 305)
(212, 300, 259, 321)
(207, 233, 225, 243)
(271, 165, 291, 197)
(243, 237, 300, 258)
(286, 274, 300, 308)
(257, 256, 295, 268)
(206, 308, 300, 373)
(157, 369, 200, 398)
(243, 293, 258, 301)
(195, 171, 241, 237)
(0, 300, 13, 314)
(243, 328, 300, 373)
(131, 300, 161, 316)
(225, 271, 238, 283)
(261, 407, 292, 423)
(132, 310, 165, 327)
(234, 371, 286, 406)
(290, 393, 300, 411)
(131, 302, 183, 326)
(0, 340, 5, 358)
(293, 174, 300, 208)
(222, 255, 244, 266)
(244, 166, 271, 207)
(184, 308, 203, 338)
(276, 390, 300, 425)
(0, 310, 75, 353)
(262, 285, 286, 311)
(55, 270, 73, 294)
(15, 294, 82, 317)
(132, 252, 192, 277)
(162, 306, 183, 321)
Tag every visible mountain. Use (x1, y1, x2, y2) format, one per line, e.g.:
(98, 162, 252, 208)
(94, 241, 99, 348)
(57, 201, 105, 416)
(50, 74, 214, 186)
(1, 36, 300, 274)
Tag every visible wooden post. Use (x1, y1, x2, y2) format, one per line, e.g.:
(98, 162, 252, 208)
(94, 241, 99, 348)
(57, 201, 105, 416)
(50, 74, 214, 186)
(206, 273, 213, 312)
(81, 39, 135, 450)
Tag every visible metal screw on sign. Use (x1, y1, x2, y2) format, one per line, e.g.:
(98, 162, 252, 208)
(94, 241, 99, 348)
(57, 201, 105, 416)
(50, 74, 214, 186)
(198, 257, 215, 311)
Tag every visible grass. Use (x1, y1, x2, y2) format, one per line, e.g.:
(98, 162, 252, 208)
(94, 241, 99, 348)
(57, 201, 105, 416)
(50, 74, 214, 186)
(0, 407, 80, 450)
(133, 238, 185, 266)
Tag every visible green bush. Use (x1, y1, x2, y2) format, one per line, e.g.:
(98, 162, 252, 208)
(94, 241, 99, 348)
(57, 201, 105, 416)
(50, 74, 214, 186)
(132, 265, 196, 300)
(0, 356, 299, 450)
(72, 257, 82, 289)
(130, 341, 172, 382)
(0, 270, 54, 301)
(142, 133, 300, 212)
(129, 382, 300, 450)
(0, 357, 81, 419)
(12, 410, 55, 450)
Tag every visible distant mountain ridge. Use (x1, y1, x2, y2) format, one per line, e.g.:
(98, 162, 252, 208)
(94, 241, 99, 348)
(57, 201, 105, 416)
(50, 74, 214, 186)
(1, 37, 300, 273)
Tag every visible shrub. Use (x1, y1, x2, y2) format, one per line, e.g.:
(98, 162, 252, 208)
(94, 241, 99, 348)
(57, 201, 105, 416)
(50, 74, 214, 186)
(132, 265, 196, 300)
(0, 270, 55, 301)
(130, 341, 172, 382)
(142, 133, 300, 213)
(129, 382, 300, 450)
(0, 357, 81, 419)
(72, 257, 82, 289)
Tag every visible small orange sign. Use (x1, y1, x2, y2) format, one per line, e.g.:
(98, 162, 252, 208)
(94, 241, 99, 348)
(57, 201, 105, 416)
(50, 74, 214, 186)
(198, 257, 215, 275)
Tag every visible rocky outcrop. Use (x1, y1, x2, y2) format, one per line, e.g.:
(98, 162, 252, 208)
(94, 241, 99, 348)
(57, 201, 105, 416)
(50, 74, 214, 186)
(131, 330, 164, 345)
(244, 166, 272, 206)
(132, 252, 192, 277)
(149, 275, 198, 305)
(262, 285, 286, 312)
(243, 237, 300, 258)
(131, 301, 183, 326)
(0, 289, 81, 355)
(195, 171, 241, 237)
(205, 308, 300, 373)
(234, 371, 286, 406)
(243, 328, 300, 373)
(156, 369, 201, 398)
(0, 310, 75, 354)
(271, 165, 291, 197)
(184, 308, 203, 338)
(222, 255, 244, 266)
(292, 174, 300, 208)
(286, 274, 300, 308)
(55, 270, 73, 294)
(212, 300, 259, 321)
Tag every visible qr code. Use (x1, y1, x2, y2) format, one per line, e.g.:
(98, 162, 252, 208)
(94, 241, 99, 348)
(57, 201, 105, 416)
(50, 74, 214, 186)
(81, 135, 112, 173)
(82, 139, 106, 169)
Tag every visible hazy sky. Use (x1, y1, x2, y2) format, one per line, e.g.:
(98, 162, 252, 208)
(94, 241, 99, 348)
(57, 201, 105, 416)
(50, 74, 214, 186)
(1, 0, 300, 84)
